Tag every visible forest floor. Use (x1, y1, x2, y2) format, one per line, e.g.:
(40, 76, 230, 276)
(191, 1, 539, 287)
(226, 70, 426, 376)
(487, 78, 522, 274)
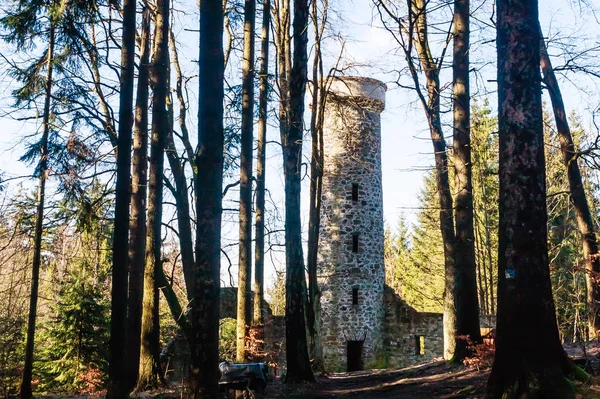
(267, 361, 488, 398)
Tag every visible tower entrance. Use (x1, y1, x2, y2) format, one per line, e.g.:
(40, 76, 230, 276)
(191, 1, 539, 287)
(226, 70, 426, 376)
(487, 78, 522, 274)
(346, 340, 364, 372)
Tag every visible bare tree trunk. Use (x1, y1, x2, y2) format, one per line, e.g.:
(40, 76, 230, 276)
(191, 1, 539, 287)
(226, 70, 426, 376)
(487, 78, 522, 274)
(19, 23, 55, 399)
(189, 0, 225, 395)
(253, 0, 270, 335)
(283, 0, 315, 383)
(540, 27, 600, 338)
(167, 29, 195, 300)
(237, 0, 256, 363)
(410, 0, 457, 360)
(451, 0, 481, 361)
(487, 1, 574, 396)
(306, 0, 327, 372)
(125, 5, 151, 388)
(137, 0, 170, 389)
(107, 0, 136, 395)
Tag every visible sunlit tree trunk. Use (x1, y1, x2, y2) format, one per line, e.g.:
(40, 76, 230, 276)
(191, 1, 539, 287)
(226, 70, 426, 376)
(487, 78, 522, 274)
(237, 0, 256, 363)
(19, 23, 55, 399)
(137, 0, 170, 389)
(306, 0, 327, 372)
(189, 0, 225, 395)
(410, 0, 457, 360)
(488, 1, 574, 396)
(253, 0, 270, 337)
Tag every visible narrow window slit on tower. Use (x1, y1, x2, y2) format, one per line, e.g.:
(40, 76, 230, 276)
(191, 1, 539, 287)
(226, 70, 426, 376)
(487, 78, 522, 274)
(352, 287, 359, 305)
(352, 183, 359, 201)
(415, 335, 425, 356)
(352, 234, 359, 253)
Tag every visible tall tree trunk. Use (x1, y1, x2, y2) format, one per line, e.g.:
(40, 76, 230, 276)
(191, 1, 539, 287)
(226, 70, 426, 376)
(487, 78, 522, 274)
(306, 0, 326, 371)
(167, 29, 195, 300)
(487, 1, 574, 396)
(137, 0, 170, 389)
(451, 0, 481, 361)
(125, 5, 151, 388)
(540, 28, 600, 338)
(19, 23, 55, 399)
(236, 0, 256, 363)
(107, 0, 136, 396)
(283, 0, 314, 383)
(253, 0, 270, 335)
(189, 0, 225, 395)
(411, 0, 457, 360)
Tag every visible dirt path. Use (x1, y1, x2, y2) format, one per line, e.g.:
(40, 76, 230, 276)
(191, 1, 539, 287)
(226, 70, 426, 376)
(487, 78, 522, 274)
(267, 361, 489, 398)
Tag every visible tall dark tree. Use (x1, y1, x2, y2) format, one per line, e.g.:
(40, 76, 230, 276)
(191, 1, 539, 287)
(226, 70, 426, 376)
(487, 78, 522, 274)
(282, 0, 314, 383)
(18, 21, 55, 399)
(488, 0, 575, 396)
(539, 27, 600, 338)
(253, 0, 270, 333)
(137, 0, 170, 389)
(451, 0, 481, 360)
(106, 0, 136, 396)
(125, 4, 151, 388)
(237, 0, 256, 363)
(189, 0, 225, 395)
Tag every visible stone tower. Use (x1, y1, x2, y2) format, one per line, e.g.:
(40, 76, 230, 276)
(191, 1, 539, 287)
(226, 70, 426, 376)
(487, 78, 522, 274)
(317, 76, 387, 371)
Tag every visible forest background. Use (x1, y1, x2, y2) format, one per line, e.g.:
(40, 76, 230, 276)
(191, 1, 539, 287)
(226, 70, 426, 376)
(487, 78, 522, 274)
(0, 0, 599, 394)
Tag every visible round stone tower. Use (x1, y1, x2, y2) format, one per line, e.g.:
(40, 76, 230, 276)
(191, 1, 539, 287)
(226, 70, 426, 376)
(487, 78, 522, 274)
(317, 76, 387, 371)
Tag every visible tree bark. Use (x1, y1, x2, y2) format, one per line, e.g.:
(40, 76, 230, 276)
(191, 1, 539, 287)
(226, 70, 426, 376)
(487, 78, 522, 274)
(236, 0, 256, 363)
(125, 5, 151, 389)
(451, 0, 481, 361)
(487, 1, 574, 396)
(539, 27, 600, 338)
(253, 0, 270, 334)
(167, 29, 195, 300)
(189, 0, 225, 395)
(306, 0, 326, 371)
(107, 0, 136, 395)
(137, 0, 170, 389)
(282, 0, 315, 383)
(19, 23, 55, 399)
(410, 0, 457, 360)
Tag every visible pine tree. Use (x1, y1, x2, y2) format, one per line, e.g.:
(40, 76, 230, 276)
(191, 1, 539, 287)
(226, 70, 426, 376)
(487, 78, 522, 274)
(471, 100, 498, 316)
(35, 276, 109, 393)
(0, 2, 99, 397)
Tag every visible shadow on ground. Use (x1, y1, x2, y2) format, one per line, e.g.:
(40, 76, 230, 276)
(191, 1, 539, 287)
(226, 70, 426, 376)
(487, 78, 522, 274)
(267, 361, 489, 399)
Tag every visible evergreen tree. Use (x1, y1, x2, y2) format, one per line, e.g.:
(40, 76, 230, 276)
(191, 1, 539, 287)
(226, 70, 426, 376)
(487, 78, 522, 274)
(35, 276, 109, 393)
(471, 100, 499, 316)
(0, 2, 99, 397)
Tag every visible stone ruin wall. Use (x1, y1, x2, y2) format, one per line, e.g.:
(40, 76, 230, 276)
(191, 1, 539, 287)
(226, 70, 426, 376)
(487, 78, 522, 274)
(317, 77, 387, 371)
(382, 286, 444, 368)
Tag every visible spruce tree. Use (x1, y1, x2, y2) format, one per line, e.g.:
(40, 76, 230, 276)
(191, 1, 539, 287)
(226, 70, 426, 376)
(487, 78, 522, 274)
(0, 2, 99, 397)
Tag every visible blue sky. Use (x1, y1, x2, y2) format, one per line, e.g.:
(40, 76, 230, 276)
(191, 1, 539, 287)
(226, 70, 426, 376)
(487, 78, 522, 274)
(1, 0, 599, 289)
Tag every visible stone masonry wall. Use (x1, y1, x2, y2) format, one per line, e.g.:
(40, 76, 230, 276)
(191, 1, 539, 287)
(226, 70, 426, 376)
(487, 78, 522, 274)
(383, 286, 444, 368)
(318, 77, 387, 371)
